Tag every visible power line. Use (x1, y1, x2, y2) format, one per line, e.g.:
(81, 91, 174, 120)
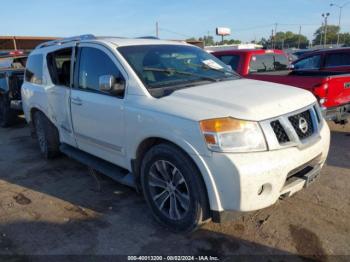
(158, 27, 192, 38)
(234, 24, 275, 32)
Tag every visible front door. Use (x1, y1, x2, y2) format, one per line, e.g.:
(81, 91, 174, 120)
(70, 44, 127, 168)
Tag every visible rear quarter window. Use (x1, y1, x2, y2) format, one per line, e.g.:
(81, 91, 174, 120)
(217, 55, 240, 71)
(325, 52, 350, 67)
(25, 54, 43, 84)
(249, 54, 288, 73)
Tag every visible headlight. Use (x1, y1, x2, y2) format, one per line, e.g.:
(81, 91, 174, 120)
(199, 117, 267, 153)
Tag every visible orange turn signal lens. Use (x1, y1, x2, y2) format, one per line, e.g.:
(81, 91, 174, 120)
(204, 134, 216, 144)
(199, 117, 244, 133)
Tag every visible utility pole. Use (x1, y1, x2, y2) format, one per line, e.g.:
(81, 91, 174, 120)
(331, 2, 350, 46)
(206, 31, 210, 46)
(320, 22, 324, 46)
(274, 23, 278, 49)
(12, 37, 17, 50)
(322, 13, 330, 47)
(156, 21, 159, 38)
(297, 25, 302, 49)
(271, 29, 274, 49)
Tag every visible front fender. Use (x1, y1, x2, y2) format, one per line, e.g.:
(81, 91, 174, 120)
(125, 110, 223, 211)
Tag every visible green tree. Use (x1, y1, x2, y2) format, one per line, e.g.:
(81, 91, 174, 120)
(221, 39, 241, 45)
(313, 25, 340, 45)
(186, 37, 197, 41)
(258, 37, 269, 48)
(197, 35, 215, 46)
(274, 31, 309, 49)
(341, 33, 350, 46)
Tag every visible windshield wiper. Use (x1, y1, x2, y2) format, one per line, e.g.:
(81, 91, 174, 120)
(184, 61, 238, 78)
(143, 67, 218, 82)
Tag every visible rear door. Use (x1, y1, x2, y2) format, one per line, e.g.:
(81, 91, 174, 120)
(46, 48, 75, 146)
(70, 43, 128, 168)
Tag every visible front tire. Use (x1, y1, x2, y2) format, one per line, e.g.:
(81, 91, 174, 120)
(141, 143, 209, 232)
(33, 111, 60, 159)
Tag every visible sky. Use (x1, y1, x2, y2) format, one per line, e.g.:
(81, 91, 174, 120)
(2, 0, 350, 43)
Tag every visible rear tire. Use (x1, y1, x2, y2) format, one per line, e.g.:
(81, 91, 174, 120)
(0, 95, 16, 127)
(33, 111, 60, 159)
(141, 143, 209, 232)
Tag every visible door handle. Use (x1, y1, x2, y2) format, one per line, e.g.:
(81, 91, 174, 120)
(71, 97, 83, 105)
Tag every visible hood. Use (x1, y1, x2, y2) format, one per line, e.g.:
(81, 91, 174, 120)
(143, 78, 316, 122)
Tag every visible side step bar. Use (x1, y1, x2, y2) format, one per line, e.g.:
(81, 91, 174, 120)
(60, 143, 136, 189)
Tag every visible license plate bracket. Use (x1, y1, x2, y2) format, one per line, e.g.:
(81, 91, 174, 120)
(303, 169, 321, 187)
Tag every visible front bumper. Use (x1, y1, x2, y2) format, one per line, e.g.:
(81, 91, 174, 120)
(203, 121, 330, 219)
(322, 103, 350, 123)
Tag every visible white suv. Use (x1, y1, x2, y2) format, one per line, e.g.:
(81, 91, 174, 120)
(21, 35, 330, 232)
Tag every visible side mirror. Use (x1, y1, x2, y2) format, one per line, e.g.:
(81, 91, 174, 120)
(99, 75, 125, 97)
(99, 75, 115, 92)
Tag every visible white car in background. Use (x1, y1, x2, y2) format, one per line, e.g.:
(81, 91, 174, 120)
(21, 35, 330, 232)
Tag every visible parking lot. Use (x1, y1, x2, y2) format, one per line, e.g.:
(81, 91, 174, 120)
(0, 118, 349, 259)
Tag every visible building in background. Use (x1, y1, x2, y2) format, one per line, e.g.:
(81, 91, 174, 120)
(0, 36, 58, 51)
(1, 36, 204, 50)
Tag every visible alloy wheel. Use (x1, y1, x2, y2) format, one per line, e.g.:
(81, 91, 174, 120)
(148, 160, 190, 220)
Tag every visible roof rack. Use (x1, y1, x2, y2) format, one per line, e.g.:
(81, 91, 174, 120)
(136, 36, 159, 39)
(36, 34, 96, 49)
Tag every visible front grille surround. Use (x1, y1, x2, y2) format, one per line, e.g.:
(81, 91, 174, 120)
(259, 103, 322, 150)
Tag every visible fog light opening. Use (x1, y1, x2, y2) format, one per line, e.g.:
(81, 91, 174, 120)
(257, 185, 264, 195)
(257, 183, 272, 196)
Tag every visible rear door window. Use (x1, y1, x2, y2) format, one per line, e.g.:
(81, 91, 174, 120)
(324, 52, 350, 68)
(249, 54, 288, 73)
(25, 54, 43, 84)
(293, 55, 321, 70)
(47, 48, 72, 86)
(217, 55, 240, 71)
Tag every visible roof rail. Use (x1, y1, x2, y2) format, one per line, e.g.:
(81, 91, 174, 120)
(136, 36, 159, 39)
(36, 34, 96, 49)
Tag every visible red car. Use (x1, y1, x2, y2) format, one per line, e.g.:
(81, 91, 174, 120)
(213, 49, 350, 124)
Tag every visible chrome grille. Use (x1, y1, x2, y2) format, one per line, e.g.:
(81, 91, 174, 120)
(288, 110, 314, 140)
(271, 120, 290, 144)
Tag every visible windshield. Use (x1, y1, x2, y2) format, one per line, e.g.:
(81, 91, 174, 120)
(249, 53, 289, 73)
(118, 44, 237, 96)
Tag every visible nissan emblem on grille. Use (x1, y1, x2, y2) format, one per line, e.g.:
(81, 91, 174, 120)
(288, 109, 314, 140)
(298, 117, 308, 134)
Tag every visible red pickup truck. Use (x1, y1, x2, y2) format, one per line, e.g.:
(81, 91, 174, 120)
(212, 49, 350, 124)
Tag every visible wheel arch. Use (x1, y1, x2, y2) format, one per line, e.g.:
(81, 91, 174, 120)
(132, 136, 221, 216)
(29, 107, 57, 137)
